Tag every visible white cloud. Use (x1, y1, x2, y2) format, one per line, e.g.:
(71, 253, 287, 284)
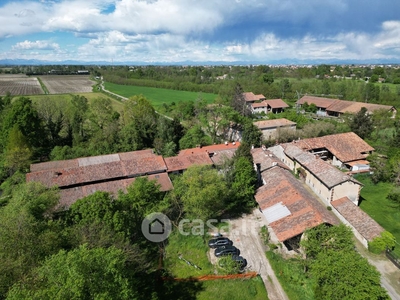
(0, 0, 399, 62)
(13, 40, 60, 51)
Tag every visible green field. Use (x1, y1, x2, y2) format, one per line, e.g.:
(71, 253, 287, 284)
(356, 174, 400, 256)
(163, 231, 214, 278)
(27, 92, 124, 112)
(104, 82, 218, 107)
(197, 277, 269, 300)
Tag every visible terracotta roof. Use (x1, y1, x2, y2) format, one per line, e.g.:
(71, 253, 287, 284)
(164, 152, 213, 172)
(255, 167, 339, 242)
(254, 118, 296, 129)
(242, 92, 265, 102)
(30, 149, 156, 172)
(57, 173, 173, 210)
(264, 99, 289, 109)
(251, 101, 269, 108)
(331, 197, 384, 241)
(178, 142, 240, 156)
(346, 160, 370, 166)
(297, 96, 395, 114)
(27, 151, 167, 188)
(283, 144, 362, 188)
(30, 159, 78, 172)
(210, 149, 237, 165)
(297, 96, 336, 109)
(251, 148, 289, 172)
(326, 100, 394, 114)
(289, 132, 374, 163)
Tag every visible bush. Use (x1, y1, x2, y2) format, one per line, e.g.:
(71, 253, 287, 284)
(368, 231, 396, 254)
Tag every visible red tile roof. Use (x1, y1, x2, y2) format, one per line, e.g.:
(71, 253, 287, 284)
(255, 167, 339, 242)
(289, 132, 374, 163)
(297, 96, 336, 109)
(264, 99, 289, 109)
(251, 148, 290, 172)
(27, 150, 167, 188)
(331, 197, 384, 241)
(298, 96, 395, 115)
(178, 142, 240, 156)
(253, 118, 296, 129)
(57, 173, 173, 210)
(242, 92, 265, 102)
(164, 152, 213, 172)
(283, 144, 362, 188)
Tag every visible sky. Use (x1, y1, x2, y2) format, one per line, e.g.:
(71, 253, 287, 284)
(1, 0, 400, 64)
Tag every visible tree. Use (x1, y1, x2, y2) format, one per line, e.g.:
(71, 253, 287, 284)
(179, 125, 211, 149)
(0, 182, 60, 298)
(231, 83, 251, 117)
(172, 165, 229, 221)
(120, 96, 157, 150)
(8, 245, 137, 300)
(261, 73, 274, 85)
(35, 97, 70, 149)
(349, 107, 373, 139)
(70, 95, 89, 145)
(1, 97, 44, 151)
(280, 79, 291, 99)
(312, 250, 389, 300)
(4, 125, 33, 173)
(242, 120, 262, 147)
(301, 224, 389, 300)
(229, 156, 257, 210)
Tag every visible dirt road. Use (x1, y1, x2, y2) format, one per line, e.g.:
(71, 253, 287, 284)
(216, 209, 289, 300)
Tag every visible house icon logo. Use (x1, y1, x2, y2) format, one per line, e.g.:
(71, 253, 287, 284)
(141, 212, 171, 242)
(149, 218, 165, 234)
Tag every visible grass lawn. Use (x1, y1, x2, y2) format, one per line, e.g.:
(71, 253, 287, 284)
(104, 82, 218, 108)
(28, 92, 124, 112)
(197, 277, 269, 300)
(355, 174, 400, 256)
(266, 251, 315, 300)
(163, 230, 269, 299)
(163, 230, 214, 278)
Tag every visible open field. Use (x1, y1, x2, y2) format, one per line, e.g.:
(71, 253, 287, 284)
(104, 82, 218, 107)
(0, 74, 43, 96)
(39, 75, 95, 94)
(28, 92, 124, 112)
(197, 277, 269, 300)
(356, 174, 400, 256)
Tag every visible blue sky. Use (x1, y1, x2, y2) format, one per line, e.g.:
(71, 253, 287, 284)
(1, 0, 400, 64)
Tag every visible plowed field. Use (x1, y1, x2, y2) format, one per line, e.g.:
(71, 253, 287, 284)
(39, 75, 95, 94)
(0, 75, 43, 95)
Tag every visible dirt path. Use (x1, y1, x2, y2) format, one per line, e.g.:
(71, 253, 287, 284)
(219, 209, 289, 300)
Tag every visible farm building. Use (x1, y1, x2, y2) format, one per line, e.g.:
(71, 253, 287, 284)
(252, 148, 339, 250)
(331, 197, 384, 248)
(252, 146, 384, 249)
(27, 143, 242, 210)
(251, 99, 289, 114)
(297, 95, 396, 117)
(26, 149, 172, 210)
(242, 92, 266, 104)
(253, 118, 296, 141)
(275, 143, 363, 205)
(280, 132, 374, 171)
